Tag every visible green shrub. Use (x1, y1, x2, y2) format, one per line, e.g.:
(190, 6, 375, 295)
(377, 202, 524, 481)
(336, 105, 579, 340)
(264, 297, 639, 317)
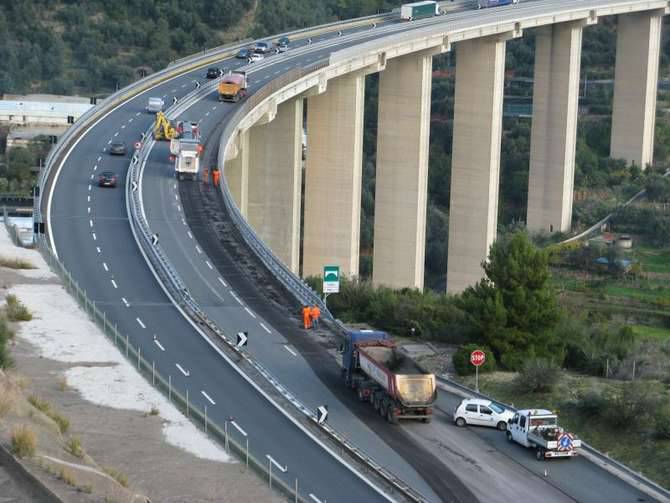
(514, 358, 560, 393)
(5, 294, 32, 321)
(604, 381, 656, 429)
(28, 395, 69, 434)
(0, 257, 35, 270)
(655, 401, 670, 439)
(103, 466, 128, 488)
(11, 425, 37, 458)
(452, 344, 497, 376)
(573, 388, 608, 418)
(66, 437, 83, 458)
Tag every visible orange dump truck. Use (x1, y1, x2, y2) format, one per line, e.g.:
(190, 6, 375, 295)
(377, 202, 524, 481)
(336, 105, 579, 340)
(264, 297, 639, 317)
(218, 71, 248, 102)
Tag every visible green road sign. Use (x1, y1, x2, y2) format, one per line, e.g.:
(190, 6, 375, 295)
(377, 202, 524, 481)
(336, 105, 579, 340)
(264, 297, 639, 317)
(323, 265, 340, 294)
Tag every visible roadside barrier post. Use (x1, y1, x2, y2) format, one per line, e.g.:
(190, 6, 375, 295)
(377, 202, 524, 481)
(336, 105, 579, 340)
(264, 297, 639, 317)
(126, 335, 129, 356)
(168, 375, 172, 402)
(205, 405, 208, 433)
(137, 346, 141, 369)
(186, 389, 189, 417)
(152, 361, 155, 385)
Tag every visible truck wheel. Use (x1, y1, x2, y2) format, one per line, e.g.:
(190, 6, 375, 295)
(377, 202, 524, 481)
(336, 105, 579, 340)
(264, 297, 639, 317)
(536, 448, 545, 461)
(455, 417, 466, 427)
(422, 417, 432, 424)
(387, 408, 399, 425)
(497, 421, 507, 431)
(373, 396, 380, 411)
(379, 402, 387, 418)
(357, 388, 366, 402)
(506, 431, 513, 442)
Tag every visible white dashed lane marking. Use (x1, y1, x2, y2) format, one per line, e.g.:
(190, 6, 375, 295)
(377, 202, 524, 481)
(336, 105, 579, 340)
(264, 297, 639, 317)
(92, 233, 97, 241)
(187, 231, 193, 239)
(244, 307, 256, 319)
(218, 277, 227, 288)
(96, 247, 101, 254)
(136, 318, 146, 329)
(113, 132, 119, 137)
(154, 339, 165, 351)
(102, 262, 108, 272)
(195, 246, 202, 254)
(97, 156, 102, 162)
(201, 391, 216, 405)
(122, 297, 130, 307)
(111, 279, 117, 288)
(284, 345, 297, 357)
(230, 292, 243, 305)
(260, 323, 271, 334)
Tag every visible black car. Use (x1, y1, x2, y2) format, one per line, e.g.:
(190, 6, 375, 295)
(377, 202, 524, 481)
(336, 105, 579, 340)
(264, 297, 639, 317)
(98, 171, 117, 188)
(109, 141, 127, 155)
(236, 48, 251, 59)
(206, 67, 222, 79)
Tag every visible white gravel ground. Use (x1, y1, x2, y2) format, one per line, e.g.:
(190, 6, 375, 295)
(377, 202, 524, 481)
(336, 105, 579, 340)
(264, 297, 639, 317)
(1, 226, 233, 464)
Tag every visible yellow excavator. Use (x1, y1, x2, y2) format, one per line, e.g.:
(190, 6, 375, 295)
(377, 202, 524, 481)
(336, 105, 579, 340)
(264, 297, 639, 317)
(153, 111, 177, 141)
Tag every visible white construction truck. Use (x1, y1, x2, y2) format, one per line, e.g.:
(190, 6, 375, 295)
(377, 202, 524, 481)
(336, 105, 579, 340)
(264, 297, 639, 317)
(506, 409, 582, 460)
(170, 121, 202, 181)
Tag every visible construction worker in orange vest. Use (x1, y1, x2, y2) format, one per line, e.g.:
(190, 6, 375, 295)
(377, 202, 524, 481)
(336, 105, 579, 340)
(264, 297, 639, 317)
(302, 305, 312, 330)
(202, 167, 209, 184)
(212, 167, 220, 186)
(311, 305, 321, 329)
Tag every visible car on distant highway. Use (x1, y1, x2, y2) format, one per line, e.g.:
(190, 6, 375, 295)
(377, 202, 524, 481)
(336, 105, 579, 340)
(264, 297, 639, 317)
(236, 48, 252, 59)
(109, 141, 127, 156)
(454, 398, 514, 430)
(249, 53, 264, 63)
(254, 41, 272, 54)
(206, 67, 223, 79)
(98, 171, 118, 188)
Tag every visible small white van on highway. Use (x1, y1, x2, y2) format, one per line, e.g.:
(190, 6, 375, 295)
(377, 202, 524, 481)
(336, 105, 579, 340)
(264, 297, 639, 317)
(146, 97, 164, 113)
(454, 398, 514, 430)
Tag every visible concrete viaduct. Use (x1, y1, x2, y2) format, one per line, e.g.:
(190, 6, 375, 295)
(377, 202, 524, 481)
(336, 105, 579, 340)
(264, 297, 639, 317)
(222, 0, 667, 294)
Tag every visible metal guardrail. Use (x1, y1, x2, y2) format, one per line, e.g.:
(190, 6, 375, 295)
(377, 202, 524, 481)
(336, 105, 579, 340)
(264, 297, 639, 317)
(125, 77, 429, 503)
(216, 62, 333, 319)
(437, 376, 670, 502)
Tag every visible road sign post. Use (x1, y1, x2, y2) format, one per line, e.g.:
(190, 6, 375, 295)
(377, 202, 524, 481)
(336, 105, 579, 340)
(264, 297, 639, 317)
(470, 349, 486, 393)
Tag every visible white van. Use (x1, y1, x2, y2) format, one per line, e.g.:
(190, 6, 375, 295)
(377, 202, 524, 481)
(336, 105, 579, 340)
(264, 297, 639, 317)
(454, 398, 514, 430)
(146, 97, 164, 113)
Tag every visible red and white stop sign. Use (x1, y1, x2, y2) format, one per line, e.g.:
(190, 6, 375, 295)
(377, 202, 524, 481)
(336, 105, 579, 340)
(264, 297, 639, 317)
(470, 350, 486, 367)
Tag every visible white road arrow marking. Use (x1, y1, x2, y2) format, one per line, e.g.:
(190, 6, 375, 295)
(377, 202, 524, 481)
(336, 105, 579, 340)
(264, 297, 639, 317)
(176, 363, 190, 377)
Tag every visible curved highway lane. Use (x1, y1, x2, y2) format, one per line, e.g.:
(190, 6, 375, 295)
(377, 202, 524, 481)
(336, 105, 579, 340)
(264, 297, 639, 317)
(47, 26, 403, 503)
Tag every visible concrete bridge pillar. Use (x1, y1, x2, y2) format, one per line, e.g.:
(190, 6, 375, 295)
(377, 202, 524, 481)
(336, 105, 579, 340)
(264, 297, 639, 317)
(373, 53, 432, 290)
(247, 98, 303, 274)
(447, 35, 507, 294)
(303, 73, 365, 278)
(610, 11, 663, 169)
(527, 21, 585, 233)
(225, 129, 249, 217)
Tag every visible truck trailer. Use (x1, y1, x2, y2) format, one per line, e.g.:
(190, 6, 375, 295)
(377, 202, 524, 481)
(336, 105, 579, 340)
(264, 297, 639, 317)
(478, 0, 518, 9)
(218, 71, 248, 102)
(400, 1, 439, 21)
(507, 409, 582, 460)
(341, 330, 436, 424)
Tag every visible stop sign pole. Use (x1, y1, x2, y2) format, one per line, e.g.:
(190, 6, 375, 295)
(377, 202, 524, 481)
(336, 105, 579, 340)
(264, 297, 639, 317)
(470, 349, 486, 392)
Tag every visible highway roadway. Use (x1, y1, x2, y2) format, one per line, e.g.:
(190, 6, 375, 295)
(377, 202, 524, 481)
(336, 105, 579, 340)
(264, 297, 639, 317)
(47, 24, 419, 503)
(46, 1, 663, 502)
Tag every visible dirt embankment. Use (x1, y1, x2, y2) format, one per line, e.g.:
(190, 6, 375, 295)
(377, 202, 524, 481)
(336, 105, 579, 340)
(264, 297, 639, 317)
(0, 226, 279, 502)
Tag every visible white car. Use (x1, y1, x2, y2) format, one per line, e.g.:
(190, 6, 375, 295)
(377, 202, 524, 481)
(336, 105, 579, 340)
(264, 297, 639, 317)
(249, 53, 264, 63)
(454, 398, 514, 431)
